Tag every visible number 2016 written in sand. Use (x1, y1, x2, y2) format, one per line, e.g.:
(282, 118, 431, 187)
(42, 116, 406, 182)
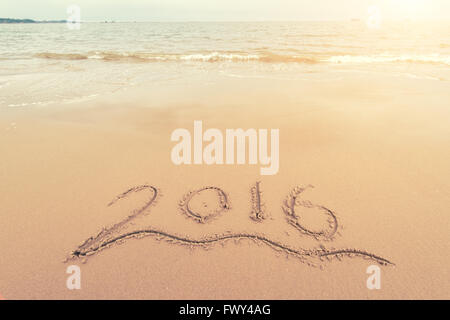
(68, 182, 394, 268)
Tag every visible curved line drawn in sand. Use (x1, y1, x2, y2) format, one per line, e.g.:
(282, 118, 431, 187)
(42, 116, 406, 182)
(283, 185, 338, 241)
(179, 186, 230, 223)
(67, 183, 394, 267)
(71, 228, 394, 267)
(71, 185, 158, 257)
(250, 181, 268, 222)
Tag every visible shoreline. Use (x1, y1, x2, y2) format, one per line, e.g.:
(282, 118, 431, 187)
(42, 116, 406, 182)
(1, 74, 449, 299)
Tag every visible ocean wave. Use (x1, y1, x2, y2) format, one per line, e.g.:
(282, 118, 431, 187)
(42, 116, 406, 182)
(179, 52, 260, 62)
(34, 51, 261, 62)
(258, 53, 318, 64)
(33, 51, 450, 66)
(34, 52, 88, 60)
(34, 51, 319, 64)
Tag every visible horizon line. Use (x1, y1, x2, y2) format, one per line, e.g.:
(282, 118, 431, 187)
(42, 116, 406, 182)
(3, 18, 450, 23)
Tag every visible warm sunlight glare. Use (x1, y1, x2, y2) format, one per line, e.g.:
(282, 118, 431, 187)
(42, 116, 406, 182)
(388, 0, 429, 19)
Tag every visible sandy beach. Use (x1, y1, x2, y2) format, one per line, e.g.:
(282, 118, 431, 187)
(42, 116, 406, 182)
(1, 73, 449, 299)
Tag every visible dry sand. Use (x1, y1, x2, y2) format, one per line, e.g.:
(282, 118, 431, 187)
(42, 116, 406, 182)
(0, 75, 449, 299)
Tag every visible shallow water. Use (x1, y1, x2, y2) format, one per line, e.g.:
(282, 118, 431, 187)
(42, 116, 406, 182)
(1, 21, 449, 107)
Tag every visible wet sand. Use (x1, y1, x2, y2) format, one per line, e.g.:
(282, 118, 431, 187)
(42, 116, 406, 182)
(0, 75, 449, 299)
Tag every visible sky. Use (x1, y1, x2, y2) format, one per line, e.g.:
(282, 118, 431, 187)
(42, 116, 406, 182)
(1, 0, 450, 21)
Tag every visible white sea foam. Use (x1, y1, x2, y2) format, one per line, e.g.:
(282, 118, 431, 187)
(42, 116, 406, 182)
(1, 21, 449, 108)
